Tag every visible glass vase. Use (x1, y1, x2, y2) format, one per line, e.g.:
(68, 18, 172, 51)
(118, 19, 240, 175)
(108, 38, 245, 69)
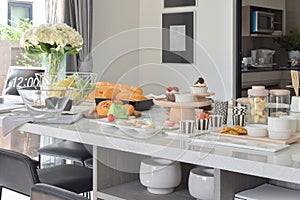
(41, 53, 66, 84)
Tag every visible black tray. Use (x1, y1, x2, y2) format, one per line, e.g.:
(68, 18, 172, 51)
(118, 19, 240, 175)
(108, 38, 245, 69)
(95, 98, 154, 111)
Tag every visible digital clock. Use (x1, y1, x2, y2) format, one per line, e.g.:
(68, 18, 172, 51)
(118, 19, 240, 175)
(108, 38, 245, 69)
(2, 66, 45, 96)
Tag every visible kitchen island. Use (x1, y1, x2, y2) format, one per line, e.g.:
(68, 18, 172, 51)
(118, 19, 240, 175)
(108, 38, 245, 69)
(1, 113, 300, 199)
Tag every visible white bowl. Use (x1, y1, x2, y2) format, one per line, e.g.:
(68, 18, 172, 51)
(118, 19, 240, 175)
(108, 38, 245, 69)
(139, 158, 181, 194)
(267, 117, 293, 132)
(268, 129, 292, 140)
(190, 86, 208, 94)
(280, 116, 297, 133)
(175, 93, 194, 102)
(246, 124, 268, 137)
(188, 167, 214, 200)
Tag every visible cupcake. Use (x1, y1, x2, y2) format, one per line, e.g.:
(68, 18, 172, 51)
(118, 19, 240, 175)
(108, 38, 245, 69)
(195, 113, 210, 131)
(190, 77, 208, 94)
(166, 86, 179, 102)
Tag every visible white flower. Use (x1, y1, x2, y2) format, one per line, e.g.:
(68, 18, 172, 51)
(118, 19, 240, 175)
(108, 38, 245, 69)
(20, 23, 83, 55)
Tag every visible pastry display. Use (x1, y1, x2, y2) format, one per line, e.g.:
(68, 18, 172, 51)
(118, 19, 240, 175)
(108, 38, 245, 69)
(87, 82, 148, 101)
(190, 77, 208, 94)
(116, 118, 156, 129)
(95, 100, 140, 118)
(166, 86, 179, 102)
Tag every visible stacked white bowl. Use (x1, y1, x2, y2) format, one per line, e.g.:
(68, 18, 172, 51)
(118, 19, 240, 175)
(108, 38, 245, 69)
(139, 158, 181, 194)
(188, 167, 214, 200)
(290, 96, 300, 132)
(267, 117, 295, 140)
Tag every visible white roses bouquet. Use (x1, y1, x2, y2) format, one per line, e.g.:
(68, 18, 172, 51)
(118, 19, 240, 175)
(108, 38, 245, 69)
(20, 23, 83, 56)
(20, 23, 83, 77)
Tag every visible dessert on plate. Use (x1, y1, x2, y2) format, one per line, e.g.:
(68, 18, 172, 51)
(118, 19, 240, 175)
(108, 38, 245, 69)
(190, 77, 208, 94)
(166, 86, 179, 102)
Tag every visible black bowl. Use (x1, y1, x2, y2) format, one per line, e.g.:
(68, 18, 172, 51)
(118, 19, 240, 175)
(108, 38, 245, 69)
(95, 98, 154, 111)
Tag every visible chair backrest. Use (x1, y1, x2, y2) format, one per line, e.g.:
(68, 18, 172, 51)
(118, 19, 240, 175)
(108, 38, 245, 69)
(0, 148, 40, 196)
(31, 183, 88, 200)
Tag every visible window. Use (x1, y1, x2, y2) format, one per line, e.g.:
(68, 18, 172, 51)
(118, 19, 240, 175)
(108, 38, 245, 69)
(8, 2, 32, 25)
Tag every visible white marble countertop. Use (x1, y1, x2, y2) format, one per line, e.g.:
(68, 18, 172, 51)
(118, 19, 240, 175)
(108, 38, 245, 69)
(1, 110, 300, 184)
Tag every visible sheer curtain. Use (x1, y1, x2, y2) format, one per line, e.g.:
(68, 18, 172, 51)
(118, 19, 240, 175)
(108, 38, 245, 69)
(46, 0, 93, 72)
(46, 0, 65, 24)
(65, 0, 93, 72)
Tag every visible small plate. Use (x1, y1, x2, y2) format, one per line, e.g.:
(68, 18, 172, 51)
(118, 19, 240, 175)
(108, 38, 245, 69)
(165, 129, 208, 138)
(90, 118, 161, 135)
(163, 124, 180, 130)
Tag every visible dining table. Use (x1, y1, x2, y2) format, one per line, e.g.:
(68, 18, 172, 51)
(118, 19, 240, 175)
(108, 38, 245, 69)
(1, 105, 300, 200)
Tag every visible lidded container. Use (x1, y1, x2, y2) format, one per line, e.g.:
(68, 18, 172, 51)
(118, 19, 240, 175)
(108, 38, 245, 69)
(269, 89, 290, 117)
(248, 86, 269, 124)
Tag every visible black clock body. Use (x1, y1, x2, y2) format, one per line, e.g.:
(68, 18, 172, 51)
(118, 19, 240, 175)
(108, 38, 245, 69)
(3, 66, 45, 96)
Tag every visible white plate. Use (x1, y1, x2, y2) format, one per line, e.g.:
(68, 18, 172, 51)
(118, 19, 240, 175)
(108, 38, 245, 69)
(162, 124, 180, 130)
(0, 104, 25, 113)
(165, 129, 208, 138)
(90, 118, 161, 135)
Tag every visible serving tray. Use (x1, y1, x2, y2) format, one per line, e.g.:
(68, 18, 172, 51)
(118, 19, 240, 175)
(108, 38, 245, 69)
(210, 131, 300, 145)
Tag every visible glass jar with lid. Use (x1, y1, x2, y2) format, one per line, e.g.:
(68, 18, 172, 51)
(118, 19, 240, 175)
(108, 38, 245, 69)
(248, 86, 269, 124)
(269, 89, 290, 117)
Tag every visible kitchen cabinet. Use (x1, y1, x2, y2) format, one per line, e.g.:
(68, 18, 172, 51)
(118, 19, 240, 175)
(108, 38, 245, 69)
(242, 70, 282, 96)
(242, 5, 284, 37)
(242, 0, 285, 10)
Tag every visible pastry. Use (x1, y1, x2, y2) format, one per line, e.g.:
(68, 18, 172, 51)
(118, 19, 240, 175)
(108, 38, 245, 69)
(107, 103, 128, 119)
(96, 100, 112, 116)
(102, 87, 121, 99)
(164, 120, 175, 127)
(166, 86, 179, 102)
(190, 77, 208, 94)
(219, 126, 247, 135)
(124, 104, 135, 115)
(116, 92, 147, 101)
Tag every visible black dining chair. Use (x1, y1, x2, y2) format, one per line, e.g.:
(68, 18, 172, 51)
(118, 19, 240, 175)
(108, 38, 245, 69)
(31, 183, 89, 200)
(38, 141, 93, 168)
(0, 148, 92, 199)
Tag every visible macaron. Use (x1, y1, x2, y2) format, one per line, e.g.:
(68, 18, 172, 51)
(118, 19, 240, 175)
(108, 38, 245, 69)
(164, 120, 175, 127)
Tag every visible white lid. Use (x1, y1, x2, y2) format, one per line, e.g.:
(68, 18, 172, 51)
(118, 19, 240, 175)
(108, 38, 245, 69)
(248, 86, 268, 96)
(269, 89, 290, 96)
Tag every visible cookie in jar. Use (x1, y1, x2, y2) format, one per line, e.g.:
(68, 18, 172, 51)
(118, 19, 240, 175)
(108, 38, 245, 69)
(248, 86, 269, 124)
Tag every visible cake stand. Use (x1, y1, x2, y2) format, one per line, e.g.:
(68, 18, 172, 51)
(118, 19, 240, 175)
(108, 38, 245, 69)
(153, 98, 212, 123)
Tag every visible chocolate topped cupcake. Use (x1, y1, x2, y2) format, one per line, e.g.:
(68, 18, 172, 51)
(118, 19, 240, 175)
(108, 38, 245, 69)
(191, 77, 208, 94)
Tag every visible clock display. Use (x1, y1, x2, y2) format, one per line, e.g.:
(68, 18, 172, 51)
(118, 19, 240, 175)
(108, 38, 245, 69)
(3, 66, 45, 96)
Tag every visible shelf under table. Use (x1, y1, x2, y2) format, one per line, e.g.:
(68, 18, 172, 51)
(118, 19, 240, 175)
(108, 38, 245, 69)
(99, 180, 193, 200)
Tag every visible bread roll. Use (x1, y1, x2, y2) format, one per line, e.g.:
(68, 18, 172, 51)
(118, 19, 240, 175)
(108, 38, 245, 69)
(116, 92, 147, 101)
(129, 95, 148, 101)
(96, 82, 116, 92)
(115, 92, 132, 100)
(102, 87, 121, 99)
(96, 100, 112, 116)
(130, 86, 143, 95)
(124, 104, 135, 115)
(86, 90, 103, 100)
